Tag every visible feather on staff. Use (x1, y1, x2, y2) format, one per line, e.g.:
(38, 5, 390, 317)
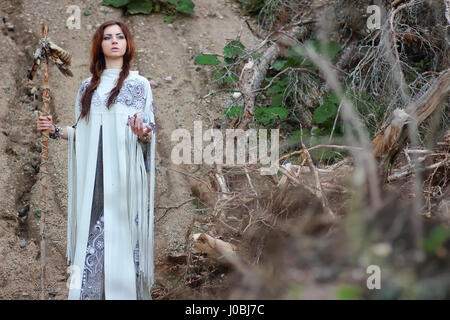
(28, 38, 73, 80)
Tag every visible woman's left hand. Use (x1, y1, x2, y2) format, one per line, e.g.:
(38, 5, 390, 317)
(130, 113, 152, 142)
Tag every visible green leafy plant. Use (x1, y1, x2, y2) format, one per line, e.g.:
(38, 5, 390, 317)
(424, 224, 450, 256)
(34, 209, 41, 218)
(163, 15, 175, 23)
(194, 54, 221, 66)
(335, 285, 363, 300)
(162, 0, 195, 15)
(195, 40, 249, 85)
(254, 106, 289, 125)
(224, 105, 244, 119)
(312, 91, 339, 127)
(101, 0, 195, 15)
(84, 6, 92, 16)
(274, 40, 341, 74)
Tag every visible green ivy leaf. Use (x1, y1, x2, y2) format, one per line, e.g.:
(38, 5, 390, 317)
(223, 40, 246, 59)
(34, 209, 41, 218)
(175, 0, 195, 15)
(271, 59, 288, 71)
(268, 107, 289, 119)
(328, 92, 340, 105)
(194, 54, 221, 65)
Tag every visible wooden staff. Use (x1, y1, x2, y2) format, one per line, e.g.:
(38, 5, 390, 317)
(28, 23, 73, 300)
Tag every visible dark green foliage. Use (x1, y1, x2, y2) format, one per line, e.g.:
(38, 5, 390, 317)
(101, 0, 195, 15)
(194, 55, 221, 66)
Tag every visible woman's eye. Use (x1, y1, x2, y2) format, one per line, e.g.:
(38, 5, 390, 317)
(118, 35, 125, 39)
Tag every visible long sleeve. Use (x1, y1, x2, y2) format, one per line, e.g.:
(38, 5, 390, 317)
(137, 78, 156, 299)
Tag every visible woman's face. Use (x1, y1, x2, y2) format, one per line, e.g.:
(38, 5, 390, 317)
(101, 24, 127, 59)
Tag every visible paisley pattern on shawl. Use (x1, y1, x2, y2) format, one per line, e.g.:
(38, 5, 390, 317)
(77, 78, 149, 112)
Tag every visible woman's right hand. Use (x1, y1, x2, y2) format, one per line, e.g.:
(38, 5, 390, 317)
(36, 115, 55, 134)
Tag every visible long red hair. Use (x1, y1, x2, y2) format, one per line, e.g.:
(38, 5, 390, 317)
(79, 20, 136, 123)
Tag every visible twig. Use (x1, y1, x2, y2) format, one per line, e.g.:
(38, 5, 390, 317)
(275, 144, 361, 167)
(156, 198, 196, 223)
(301, 141, 335, 217)
(254, 67, 325, 94)
(390, 0, 417, 61)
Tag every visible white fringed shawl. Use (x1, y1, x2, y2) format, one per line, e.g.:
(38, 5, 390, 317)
(65, 69, 156, 300)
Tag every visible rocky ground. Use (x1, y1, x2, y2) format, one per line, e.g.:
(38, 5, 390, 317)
(0, 0, 260, 299)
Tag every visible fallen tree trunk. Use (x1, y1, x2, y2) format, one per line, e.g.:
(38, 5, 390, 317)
(371, 69, 450, 180)
(192, 233, 238, 264)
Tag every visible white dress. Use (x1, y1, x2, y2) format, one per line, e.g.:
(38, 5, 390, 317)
(65, 68, 156, 300)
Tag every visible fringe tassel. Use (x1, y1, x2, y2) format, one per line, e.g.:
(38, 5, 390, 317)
(66, 126, 77, 265)
(126, 126, 155, 300)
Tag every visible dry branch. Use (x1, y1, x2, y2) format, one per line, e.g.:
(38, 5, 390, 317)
(371, 69, 450, 180)
(192, 233, 238, 264)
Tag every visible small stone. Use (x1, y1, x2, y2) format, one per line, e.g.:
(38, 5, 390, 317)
(19, 241, 26, 248)
(232, 92, 242, 99)
(164, 76, 173, 82)
(6, 23, 14, 31)
(18, 205, 29, 218)
(48, 290, 58, 297)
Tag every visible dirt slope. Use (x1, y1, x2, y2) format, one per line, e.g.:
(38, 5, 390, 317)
(0, 0, 259, 299)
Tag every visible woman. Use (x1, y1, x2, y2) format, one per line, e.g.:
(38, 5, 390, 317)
(36, 21, 156, 300)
